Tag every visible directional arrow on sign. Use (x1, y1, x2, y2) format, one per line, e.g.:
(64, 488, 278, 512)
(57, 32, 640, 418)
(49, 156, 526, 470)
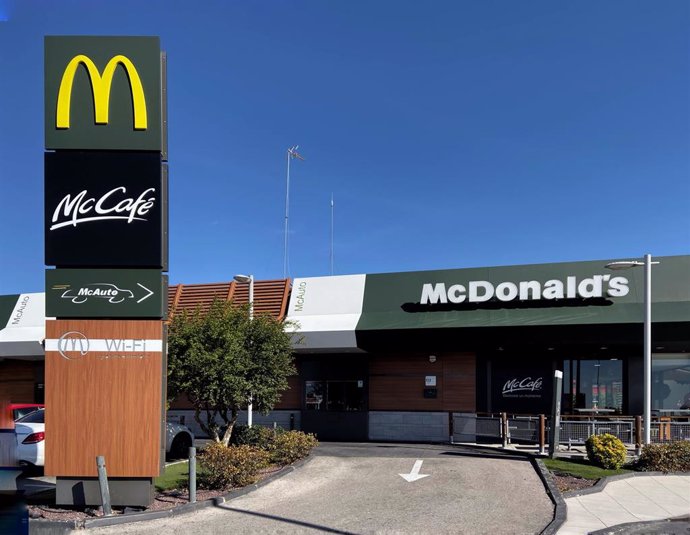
(399, 459, 429, 482)
(136, 283, 154, 303)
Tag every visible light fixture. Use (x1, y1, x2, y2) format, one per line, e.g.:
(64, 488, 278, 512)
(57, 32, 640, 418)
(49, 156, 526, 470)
(233, 274, 252, 283)
(429, 355, 437, 363)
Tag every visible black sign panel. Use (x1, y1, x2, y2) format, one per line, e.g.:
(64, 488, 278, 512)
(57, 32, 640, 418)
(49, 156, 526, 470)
(491, 359, 552, 414)
(45, 151, 168, 268)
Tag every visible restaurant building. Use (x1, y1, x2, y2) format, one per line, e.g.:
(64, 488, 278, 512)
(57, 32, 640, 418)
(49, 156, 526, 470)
(284, 255, 690, 441)
(2, 256, 689, 443)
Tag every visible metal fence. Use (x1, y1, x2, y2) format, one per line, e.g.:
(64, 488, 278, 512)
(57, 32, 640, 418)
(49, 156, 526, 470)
(457, 414, 690, 446)
(650, 421, 690, 443)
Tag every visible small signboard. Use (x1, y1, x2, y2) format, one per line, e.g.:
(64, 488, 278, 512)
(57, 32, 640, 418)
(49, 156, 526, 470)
(45, 151, 168, 268)
(425, 375, 437, 387)
(46, 269, 167, 318)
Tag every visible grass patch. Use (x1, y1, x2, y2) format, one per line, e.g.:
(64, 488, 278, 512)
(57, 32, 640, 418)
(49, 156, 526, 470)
(155, 461, 189, 491)
(543, 457, 631, 480)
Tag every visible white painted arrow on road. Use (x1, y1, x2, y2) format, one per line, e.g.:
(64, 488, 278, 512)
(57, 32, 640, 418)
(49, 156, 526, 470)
(399, 460, 429, 482)
(136, 283, 154, 303)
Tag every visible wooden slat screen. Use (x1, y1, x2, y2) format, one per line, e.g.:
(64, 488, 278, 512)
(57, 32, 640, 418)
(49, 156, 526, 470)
(369, 353, 475, 411)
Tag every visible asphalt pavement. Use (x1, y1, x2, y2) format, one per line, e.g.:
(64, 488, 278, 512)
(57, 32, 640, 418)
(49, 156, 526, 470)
(87, 442, 555, 534)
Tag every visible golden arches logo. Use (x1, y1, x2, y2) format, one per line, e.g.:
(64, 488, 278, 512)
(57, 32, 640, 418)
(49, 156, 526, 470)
(56, 54, 147, 130)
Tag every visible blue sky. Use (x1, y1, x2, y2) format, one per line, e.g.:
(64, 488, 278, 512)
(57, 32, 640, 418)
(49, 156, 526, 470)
(1, 0, 688, 294)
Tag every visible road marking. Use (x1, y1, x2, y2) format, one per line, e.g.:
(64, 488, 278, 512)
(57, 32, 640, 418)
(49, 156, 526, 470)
(399, 459, 429, 482)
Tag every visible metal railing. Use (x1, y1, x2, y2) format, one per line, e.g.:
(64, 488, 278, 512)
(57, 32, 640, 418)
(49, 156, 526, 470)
(457, 413, 690, 447)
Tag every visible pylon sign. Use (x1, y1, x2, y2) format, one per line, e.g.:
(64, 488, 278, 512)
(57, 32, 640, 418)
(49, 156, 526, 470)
(44, 36, 168, 507)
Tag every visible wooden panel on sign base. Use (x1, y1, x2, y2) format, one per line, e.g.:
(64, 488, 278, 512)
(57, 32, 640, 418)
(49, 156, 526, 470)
(44, 320, 163, 478)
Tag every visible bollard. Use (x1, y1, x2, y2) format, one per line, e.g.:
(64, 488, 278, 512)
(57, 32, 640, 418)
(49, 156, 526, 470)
(634, 416, 642, 456)
(538, 415, 546, 455)
(189, 447, 196, 503)
(289, 413, 295, 431)
(501, 412, 508, 448)
(96, 456, 112, 516)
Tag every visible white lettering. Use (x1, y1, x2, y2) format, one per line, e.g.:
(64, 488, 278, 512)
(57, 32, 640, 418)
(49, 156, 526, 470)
(578, 276, 604, 298)
(421, 283, 448, 305)
(607, 276, 629, 297)
(469, 281, 494, 302)
(519, 280, 541, 300)
(495, 282, 518, 302)
(542, 280, 564, 299)
(447, 284, 466, 303)
(50, 187, 157, 231)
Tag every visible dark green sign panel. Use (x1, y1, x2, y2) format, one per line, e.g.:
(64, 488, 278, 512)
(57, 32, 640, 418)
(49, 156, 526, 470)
(45, 36, 165, 154)
(46, 269, 167, 318)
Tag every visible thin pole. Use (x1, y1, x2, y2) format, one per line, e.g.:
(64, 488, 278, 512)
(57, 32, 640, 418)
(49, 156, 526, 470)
(248, 274, 254, 426)
(284, 150, 291, 279)
(330, 194, 334, 275)
(643, 253, 652, 445)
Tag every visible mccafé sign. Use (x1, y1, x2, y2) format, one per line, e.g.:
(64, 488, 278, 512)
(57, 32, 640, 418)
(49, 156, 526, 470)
(44, 36, 165, 153)
(44, 151, 167, 268)
(420, 274, 630, 305)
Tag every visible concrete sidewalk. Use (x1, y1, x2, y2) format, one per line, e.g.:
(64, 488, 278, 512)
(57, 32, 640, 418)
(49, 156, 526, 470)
(557, 473, 690, 534)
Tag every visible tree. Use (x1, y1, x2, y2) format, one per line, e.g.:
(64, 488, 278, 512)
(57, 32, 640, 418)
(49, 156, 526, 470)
(167, 299, 297, 446)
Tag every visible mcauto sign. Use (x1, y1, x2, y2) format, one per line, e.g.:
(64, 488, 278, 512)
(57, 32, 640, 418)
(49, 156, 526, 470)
(46, 269, 167, 318)
(45, 36, 165, 154)
(45, 151, 168, 268)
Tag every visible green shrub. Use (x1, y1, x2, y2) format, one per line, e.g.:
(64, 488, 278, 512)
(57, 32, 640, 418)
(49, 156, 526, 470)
(636, 441, 690, 473)
(198, 442, 270, 490)
(231, 424, 280, 449)
(270, 431, 318, 465)
(585, 433, 628, 469)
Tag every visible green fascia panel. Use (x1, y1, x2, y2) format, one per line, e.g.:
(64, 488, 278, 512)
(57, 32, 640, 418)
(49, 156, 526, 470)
(46, 269, 167, 318)
(356, 255, 690, 331)
(0, 295, 21, 327)
(45, 36, 163, 152)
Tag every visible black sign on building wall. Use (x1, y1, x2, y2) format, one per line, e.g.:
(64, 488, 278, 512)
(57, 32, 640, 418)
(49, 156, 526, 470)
(45, 151, 168, 269)
(491, 359, 553, 414)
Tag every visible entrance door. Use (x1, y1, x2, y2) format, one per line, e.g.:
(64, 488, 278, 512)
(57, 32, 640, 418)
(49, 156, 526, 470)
(300, 357, 368, 441)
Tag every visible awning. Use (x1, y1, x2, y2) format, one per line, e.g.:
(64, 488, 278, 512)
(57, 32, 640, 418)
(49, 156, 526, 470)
(0, 294, 46, 359)
(285, 275, 365, 352)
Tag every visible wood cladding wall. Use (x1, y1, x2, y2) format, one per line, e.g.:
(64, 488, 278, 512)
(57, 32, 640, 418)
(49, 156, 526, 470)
(274, 374, 300, 409)
(369, 353, 475, 411)
(45, 320, 163, 478)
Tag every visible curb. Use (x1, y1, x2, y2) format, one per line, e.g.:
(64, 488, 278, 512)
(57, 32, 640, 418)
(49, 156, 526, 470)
(532, 458, 567, 535)
(588, 514, 690, 535)
(29, 456, 314, 533)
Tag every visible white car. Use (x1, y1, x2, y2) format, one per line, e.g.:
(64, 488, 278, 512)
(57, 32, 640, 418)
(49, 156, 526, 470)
(14, 409, 194, 468)
(15, 408, 45, 468)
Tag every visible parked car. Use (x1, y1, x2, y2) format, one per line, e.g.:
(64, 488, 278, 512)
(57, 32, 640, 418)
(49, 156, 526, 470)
(166, 422, 194, 460)
(14, 408, 45, 468)
(13, 410, 194, 468)
(10, 403, 44, 421)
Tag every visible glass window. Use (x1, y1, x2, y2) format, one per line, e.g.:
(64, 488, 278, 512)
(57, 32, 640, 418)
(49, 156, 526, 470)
(16, 409, 44, 423)
(562, 359, 623, 414)
(652, 353, 690, 412)
(305, 380, 365, 412)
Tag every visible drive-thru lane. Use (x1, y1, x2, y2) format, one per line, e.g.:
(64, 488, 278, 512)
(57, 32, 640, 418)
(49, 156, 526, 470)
(89, 443, 554, 534)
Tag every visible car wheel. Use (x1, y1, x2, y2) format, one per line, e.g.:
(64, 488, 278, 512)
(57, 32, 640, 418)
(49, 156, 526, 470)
(168, 433, 192, 460)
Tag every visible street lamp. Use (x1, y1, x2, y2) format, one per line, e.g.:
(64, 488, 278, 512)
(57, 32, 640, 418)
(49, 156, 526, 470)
(234, 274, 254, 426)
(605, 254, 659, 445)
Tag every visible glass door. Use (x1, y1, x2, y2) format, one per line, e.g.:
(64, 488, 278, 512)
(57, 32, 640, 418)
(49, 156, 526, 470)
(564, 358, 623, 414)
